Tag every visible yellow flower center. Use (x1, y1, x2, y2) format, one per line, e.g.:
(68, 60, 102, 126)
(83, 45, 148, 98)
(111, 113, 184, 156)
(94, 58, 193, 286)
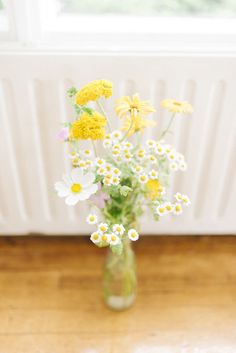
(166, 205, 172, 211)
(111, 235, 116, 241)
(70, 183, 82, 193)
(176, 205, 181, 212)
(131, 232, 136, 238)
(100, 226, 107, 232)
(173, 101, 182, 106)
(93, 233, 99, 240)
(102, 235, 107, 241)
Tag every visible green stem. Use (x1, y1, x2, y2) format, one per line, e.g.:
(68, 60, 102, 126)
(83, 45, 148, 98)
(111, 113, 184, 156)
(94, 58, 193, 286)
(96, 100, 112, 132)
(159, 113, 176, 140)
(120, 116, 134, 143)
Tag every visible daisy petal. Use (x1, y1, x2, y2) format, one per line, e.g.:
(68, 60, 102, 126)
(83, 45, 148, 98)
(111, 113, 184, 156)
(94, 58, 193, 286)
(65, 194, 79, 206)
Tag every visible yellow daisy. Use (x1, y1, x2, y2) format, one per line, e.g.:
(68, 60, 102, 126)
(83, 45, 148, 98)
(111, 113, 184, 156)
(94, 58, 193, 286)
(121, 115, 156, 136)
(75, 79, 112, 105)
(70, 111, 106, 140)
(145, 179, 164, 200)
(115, 93, 156, 119)
(161, 99, 193, 114)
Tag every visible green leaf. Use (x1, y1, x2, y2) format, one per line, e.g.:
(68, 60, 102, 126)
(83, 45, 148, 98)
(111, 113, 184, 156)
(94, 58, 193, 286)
(120, 185, 132, 197)
(111, 242, 123, 255)
(82, 106, 94, 115)
(67, 86, 77, 98)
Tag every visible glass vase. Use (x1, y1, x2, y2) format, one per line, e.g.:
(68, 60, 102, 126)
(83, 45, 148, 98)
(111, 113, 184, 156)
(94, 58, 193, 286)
(103, 238, 137, 311)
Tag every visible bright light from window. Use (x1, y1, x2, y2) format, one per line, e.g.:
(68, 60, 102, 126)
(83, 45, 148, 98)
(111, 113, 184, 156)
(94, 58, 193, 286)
(58, 0, 236, 17)
(0, 0, 9, 32)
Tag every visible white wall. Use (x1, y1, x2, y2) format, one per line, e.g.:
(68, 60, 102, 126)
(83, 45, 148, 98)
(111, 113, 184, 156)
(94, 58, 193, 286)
(0, 53, 235, 235)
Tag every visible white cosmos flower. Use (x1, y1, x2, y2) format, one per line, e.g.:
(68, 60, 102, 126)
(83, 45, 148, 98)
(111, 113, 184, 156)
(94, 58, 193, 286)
(90, 231, 101, 244)
(110, 233, 121, 246)
(55, 168, 98, 206)
(112, 224, 125, 236)
(86, 213, 98, 224)
(128, 229, 139, 241)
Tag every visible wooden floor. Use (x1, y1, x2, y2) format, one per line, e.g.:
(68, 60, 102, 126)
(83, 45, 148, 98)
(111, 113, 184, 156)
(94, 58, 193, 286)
(0, 236, 236, 353)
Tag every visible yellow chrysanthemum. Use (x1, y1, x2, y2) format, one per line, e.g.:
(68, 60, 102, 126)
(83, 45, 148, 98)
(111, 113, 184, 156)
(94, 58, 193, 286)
(70, 111, 107, 140)
(121, 115, 156, 136)
(161, 99, 193, 114)
(145, 179, 164, 200)
(75, 80, 112, 105)
(115, 94, 156, 119)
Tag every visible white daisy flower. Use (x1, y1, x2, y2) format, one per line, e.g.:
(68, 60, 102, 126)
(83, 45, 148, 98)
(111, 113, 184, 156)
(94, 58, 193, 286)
(167, 150, 177, 162)
(111, 176, 120, 186)
(112, 224, 125, 236)
(105, 164, 113, 172)
(148, 154, 157, 164)
(149, 169, 159, 179)
(72, 157, 79, 166)
(156, 204, 167, 216)
(103, 139, 112, 148)
(95, 158, 106, 167)
(164, 144, 172, 154)
(128, 229, 139, 241)
(114, 156, 122, 164)
(174, 192, 183, 202)
(112, 144, 121, 151)
(164, 202, 174, 213)
(86, 213, 98, 225)
(136, 148, 146, 159)
(78, 160, 88, 169)
(110, 233, 121, 246)
(138, 174, 148, 184)
(179, 161, 187, 171)
(82, 149, 92, 157)
(132, 165, 143, 174)
(123, 142, 133, 149)
(90, 231, 101, 244)
(101, 233, 111, 244)
(85, 159, 93, 167)
(98, 222, 109, 233)
(112, 149, 120, 157)
(173, 203, 183, 215)
(55, 168, 98, 206)
(182, 194, 191, 206)
(111, 130, 122, 140)
(170, 162, 178, 171)
(104, 133, 111, 140)
(123, 152, 133, 161)
(176, 153, 185, 162)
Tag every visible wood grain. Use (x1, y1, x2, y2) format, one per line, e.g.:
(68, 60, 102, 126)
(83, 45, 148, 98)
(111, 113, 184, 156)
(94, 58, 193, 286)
(0, 236, 236, 353)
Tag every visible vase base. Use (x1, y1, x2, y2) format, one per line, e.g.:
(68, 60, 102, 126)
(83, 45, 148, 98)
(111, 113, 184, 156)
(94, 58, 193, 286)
(105, 294, 136, 311)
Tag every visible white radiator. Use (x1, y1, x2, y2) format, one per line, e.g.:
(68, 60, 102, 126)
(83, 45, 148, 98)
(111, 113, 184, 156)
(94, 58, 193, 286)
(0, 53, 235, 235)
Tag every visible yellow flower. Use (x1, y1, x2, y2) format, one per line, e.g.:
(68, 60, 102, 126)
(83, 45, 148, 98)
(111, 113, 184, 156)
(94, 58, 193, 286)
(75, 80, 112, 105)
(161, 99, 193, 114)
(145, 179, 164, 200)
(121, 115, 156, 136)
(115, 93, 156, 119)
(70, 111, 107, 140)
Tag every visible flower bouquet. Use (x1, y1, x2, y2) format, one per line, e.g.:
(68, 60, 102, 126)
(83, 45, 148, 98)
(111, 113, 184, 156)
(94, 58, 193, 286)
(55, 79, 193, 310)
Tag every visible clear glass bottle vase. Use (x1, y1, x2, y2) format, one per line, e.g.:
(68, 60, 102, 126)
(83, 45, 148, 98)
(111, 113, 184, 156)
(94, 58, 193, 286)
(103, 238, 137, 311)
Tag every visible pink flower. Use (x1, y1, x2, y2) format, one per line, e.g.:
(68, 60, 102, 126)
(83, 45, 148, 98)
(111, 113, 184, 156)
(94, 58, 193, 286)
(57, 127, 69, 141)
(90, 184, 110, 209)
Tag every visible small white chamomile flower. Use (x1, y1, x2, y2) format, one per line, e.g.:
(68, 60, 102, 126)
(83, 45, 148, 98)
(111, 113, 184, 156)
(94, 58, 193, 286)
(86, 214, 98, 225)
(114, 156, 122, 164)
(132, 165, 143, 174)
(176, 153, 184, 162)
(90, 231, 102, 244)
(149, 169, 159, 179)
(103, 139, 112, 148)
(112, 224, 125, 236)
(128, 229, 139, 241)
(155, 145, 165, 155)
(112, 149, 120, 157)
(148, 154, 157, 164)
(164, 202, 174, 213)
(146, 139, 156, 148)
(111, 130, 122, 140)
(173, 203, 183, 215)
(110, 233, 121, 246)
(138, 174, 148, 184)
(156, 204, 167, 216)
(164, 144, 172, 154)
(182, 194, 191, 206)
(112, 168, 121, 177)
(98, 223, 109, 233)
(103, 177, 112, 186)
(123, 153, 132, 161)
(72, 157, 79, 166)
(179, 161, 187, 171)
(111, 176, 120, 186)
(68, 151, 79, 159)
(167, 150, 177, 162)
(124, 142, 133, 149)
(78, 160, 87, 169)
(95, 158, 106, 167)
(97, 167, 106, 176)
(174, 192, 183, 202)
(82, 149, 92, 157)
(101, 233, 111, 244)
(169, 162, 178, 171)
(112, 144, 121, 151)
(105, 164, 113, 172)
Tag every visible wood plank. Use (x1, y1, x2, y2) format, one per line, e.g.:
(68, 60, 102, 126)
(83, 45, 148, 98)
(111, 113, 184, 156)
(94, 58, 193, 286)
(0, 236, 236, 352)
